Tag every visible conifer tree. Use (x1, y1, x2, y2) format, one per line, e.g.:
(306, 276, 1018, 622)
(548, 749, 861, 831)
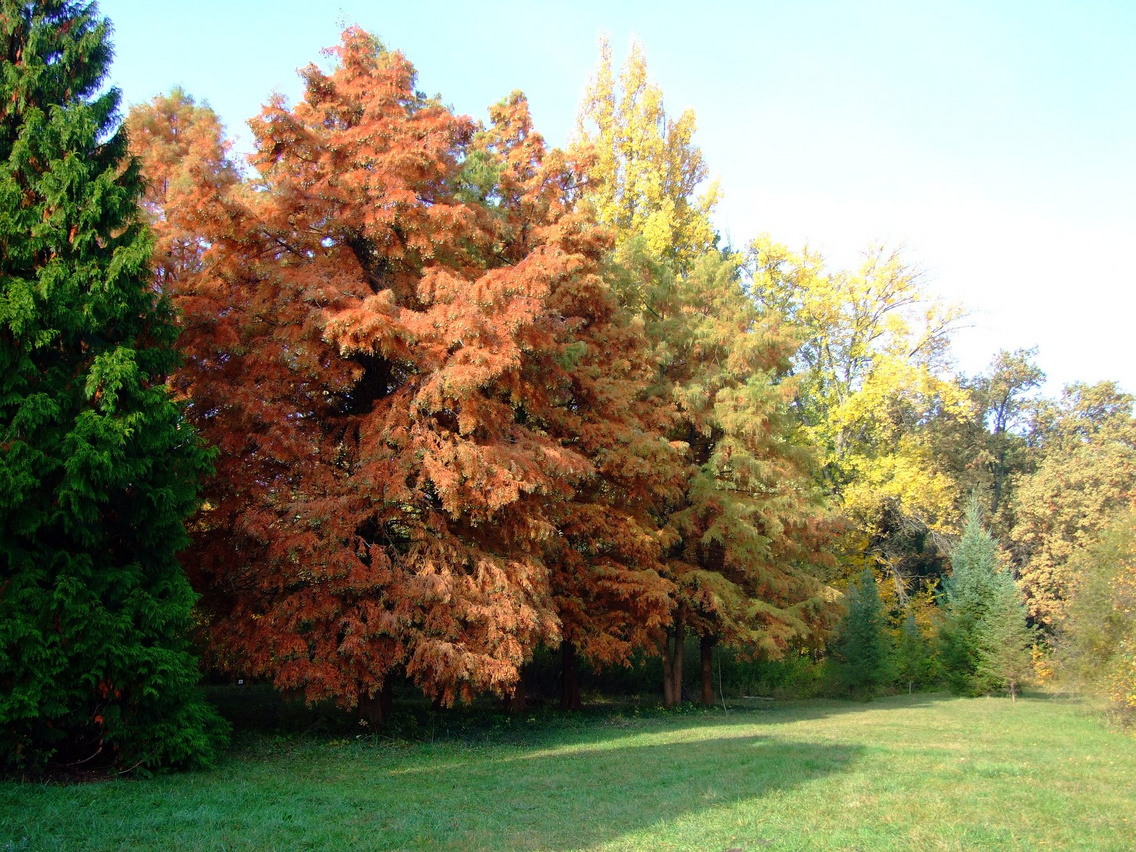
(830, 568, 892, 695)
(575, 37, 720, 272)
(575, 42, 836, 706)
(471, 94, 679, 711)
(129, 32, 677, 719)
(893, 612, 934, 694)
(975, 575, 1035, 700)
(0, 0, 224, 772)
(939, 507, 1004, 694)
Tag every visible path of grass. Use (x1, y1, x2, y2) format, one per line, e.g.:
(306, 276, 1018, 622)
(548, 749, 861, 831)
(2, 692, 1134, 851)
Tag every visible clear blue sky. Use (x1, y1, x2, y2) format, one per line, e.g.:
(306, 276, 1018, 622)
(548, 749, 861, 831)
(98, 0, 1136, 393)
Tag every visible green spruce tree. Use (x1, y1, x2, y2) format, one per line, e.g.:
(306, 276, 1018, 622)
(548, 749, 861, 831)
(975, 574, 1035, 700)
(830, 567, 892, 696)
(0, 1, 224, 774)
(893, 612, 934, 694)
(939, 505, 1003, 694)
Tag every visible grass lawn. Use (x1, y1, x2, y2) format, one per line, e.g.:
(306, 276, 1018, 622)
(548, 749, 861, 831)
(2, 691, 1133, 851)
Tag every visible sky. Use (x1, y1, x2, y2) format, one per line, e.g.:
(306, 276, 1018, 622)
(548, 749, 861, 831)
(97, 0, 1136, 393)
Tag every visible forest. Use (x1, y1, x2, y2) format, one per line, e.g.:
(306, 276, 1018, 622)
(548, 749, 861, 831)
(2, 0, 1134, 777)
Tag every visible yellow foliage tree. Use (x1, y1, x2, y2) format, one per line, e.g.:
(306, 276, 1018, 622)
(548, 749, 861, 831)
(747, 235, 968, 590)
(575, 37, 720, 270)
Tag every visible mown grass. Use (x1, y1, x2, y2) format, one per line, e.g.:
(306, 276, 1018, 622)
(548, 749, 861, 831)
(2, 691, 1134, 851)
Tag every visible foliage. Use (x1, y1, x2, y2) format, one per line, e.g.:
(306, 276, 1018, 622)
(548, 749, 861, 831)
(0, 0, 225, 773)
(828, 568, 893, 695)
(575, 37, 720, 271)
(1059, 511, 1136, 720)
(1010, 382, 1136, 629)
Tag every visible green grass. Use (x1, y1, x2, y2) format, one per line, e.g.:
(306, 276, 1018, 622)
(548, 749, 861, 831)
(2, 692, 1134, 851)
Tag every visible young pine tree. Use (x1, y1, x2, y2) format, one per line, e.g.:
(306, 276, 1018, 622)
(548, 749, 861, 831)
(0, 1, 224, 773)
(830, 568, 893, 696)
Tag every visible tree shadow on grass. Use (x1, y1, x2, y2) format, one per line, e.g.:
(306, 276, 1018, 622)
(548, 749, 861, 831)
(723, 690, 959, 725)
(303, 725, 862, 851)
(4, 701, 876, 851)
(207, 683, 958, 739)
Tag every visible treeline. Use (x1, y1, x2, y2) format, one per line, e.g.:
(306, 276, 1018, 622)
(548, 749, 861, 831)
(1, 1, 1133, 775)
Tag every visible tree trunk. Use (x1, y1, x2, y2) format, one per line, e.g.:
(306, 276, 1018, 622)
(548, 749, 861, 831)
(662, 638, 676, 707)
(700, 634, 715, 707)
(503, 672, 528, 714)
(357, 680, 392, 727)
(672, 611, 685, 704)
(991, 463, 1005, 517)
(560, 640, 582, 710)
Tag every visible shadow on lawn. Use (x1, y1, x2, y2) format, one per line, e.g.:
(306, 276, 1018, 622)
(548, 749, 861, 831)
(332, 725, 863, 850)
(209, 683, 956, 740)
(726, 690, 958, 724)
(205, 685, 872, 849)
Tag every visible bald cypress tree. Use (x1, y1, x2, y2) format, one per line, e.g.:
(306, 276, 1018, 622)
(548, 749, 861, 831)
(0, 1, 224, 773)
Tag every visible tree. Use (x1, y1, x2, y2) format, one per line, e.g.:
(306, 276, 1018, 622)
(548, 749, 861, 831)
(1010, 382, 1136, 629)
(974, 573, 1035, 700)
(606, 244, 838, 708)
(468, 92, 679, 712)
(0, 0, 224, 773)
(893, 612, 934, 694)
(129, 31, 677, 720)
(575, 37, 720, 271)
(1059, 511, 1136, 719)
(829, 568, 892, 696)
(746, 235, 968, 598)
(939, 507, 1004, 694)
(125, 88, 240, 291)
(959, 349, 1044, 525)
(575, 45, 835, 707)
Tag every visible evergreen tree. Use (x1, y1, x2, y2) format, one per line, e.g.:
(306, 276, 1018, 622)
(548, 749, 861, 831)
(893, 612, 935, 694)
(975, 575, 1035, 700)
(939, 506, 1003, 694)
(830, 568, 892, 696)
(0, 1, 224, 773)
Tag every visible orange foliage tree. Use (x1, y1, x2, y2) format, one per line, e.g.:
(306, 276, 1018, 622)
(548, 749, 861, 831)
(129, 31, 676, 720)
(469, 94, 681, 709)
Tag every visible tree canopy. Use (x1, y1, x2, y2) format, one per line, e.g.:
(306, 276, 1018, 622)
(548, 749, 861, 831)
(8, 13, 1136, 767)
